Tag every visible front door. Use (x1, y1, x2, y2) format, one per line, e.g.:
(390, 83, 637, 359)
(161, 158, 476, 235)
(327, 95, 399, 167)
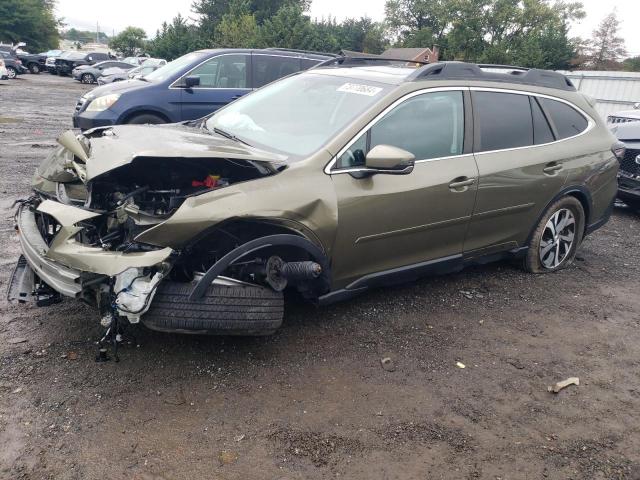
(329, 89, 479, 288)
(179, 54, 251, 121)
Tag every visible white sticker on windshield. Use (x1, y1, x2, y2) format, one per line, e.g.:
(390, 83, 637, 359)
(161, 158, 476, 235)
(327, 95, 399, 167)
(337, 83, 383, 96)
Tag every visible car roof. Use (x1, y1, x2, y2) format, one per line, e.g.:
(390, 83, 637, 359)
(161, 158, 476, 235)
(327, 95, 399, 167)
(311, 60, 576, 92)
(311, 65, 417, 85)
(193, 48, 334, 60)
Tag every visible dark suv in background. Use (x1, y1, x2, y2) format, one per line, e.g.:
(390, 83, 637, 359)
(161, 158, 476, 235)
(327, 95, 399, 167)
(54, 51, 114, 76)
(72, 48, 334, 129)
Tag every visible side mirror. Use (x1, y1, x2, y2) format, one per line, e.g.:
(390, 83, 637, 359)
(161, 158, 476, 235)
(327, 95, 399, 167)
(184, 76, 200, 89)
(364, 145, 415, 174)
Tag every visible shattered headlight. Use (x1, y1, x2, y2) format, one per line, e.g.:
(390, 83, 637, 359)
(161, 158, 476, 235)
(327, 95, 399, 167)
(86, 93, 121, 112)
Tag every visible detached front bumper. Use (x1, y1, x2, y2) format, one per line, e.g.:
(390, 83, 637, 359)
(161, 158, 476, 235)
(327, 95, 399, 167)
(15, 201, 174, 299)
(16, 204, 96, 297)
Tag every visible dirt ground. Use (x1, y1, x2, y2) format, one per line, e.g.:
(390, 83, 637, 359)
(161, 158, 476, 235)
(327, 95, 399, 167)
(1, 74, 640, 480)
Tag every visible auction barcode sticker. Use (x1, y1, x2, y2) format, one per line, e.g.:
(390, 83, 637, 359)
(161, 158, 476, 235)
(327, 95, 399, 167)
(337, 83, 383, 96)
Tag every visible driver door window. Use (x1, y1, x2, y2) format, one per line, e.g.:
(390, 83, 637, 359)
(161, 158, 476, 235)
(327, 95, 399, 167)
(335, 91, 465, 169)
(186, 54, 248, 88)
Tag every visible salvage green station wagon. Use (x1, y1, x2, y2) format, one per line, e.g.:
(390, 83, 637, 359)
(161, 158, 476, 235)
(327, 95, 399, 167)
(11, 59, 620, 344)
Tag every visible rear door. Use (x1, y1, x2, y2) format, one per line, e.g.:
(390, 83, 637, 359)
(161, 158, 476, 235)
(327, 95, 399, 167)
(464, 89, 569, 254)
(251, 54, 301, 88)
(178, 53, 251, 121)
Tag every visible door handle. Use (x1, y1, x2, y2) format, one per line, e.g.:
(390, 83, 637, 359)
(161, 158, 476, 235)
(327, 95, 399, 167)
(231, 94, 245, 100)
(543, 163, 563, 174)
(449, 177, 476, 190)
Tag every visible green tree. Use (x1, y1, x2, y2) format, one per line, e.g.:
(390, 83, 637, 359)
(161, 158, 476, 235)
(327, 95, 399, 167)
(385, 0, 584, 70)
(215, 11, 261, 47)
(588, 11, 627, 70)
(258, 4, 317, 49)
(147, 14, 202, 61)
(63, 28, 109, 44)
(0, 0, 59, 51)
(109, 26, 147, 56)
(622, 56, 640, 72)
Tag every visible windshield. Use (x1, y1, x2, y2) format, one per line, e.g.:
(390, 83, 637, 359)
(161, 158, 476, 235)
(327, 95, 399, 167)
(144, 52, 206, 83)
(205, 73, 390, 157)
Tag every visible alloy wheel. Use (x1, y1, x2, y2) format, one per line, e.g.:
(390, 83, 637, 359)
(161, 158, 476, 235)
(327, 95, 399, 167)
(81, 73, 93, 84)
(7, 67, 16, 79)
(539, 208, 576, 269)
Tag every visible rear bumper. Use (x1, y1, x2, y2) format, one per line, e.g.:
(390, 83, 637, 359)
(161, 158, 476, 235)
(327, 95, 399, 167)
(16, 205, 89, 298)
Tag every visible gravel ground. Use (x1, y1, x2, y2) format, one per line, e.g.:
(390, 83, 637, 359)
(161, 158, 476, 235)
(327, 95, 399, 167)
(1, 74, 640, 480)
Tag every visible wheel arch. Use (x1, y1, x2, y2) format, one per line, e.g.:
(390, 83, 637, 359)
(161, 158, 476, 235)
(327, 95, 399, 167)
(526, 185, 592, 246)
(121, 109, 171, 124)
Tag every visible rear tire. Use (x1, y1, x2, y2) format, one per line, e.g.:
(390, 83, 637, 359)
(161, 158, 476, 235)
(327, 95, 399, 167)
(28, 63, 40, 74)
(142, 281, 284, 335)
(126, 113, 166, 125)
(6, 67, 17, 79)
(524, 196, 585, 273)
(81, 73, 94, 84)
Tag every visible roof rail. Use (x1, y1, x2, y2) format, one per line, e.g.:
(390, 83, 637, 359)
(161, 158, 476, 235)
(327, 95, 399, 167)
(407, 61, 575, 91)
(313, 55, 429, 69)
(263, 47, 339, 58)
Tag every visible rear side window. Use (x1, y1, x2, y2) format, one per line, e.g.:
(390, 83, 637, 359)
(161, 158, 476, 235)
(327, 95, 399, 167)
(540, 98, 588, 139)
(252, 55, 300, 88)
(474, 92, 533, 152)
(186, 54, 248, 88)
(530, 97, 555, 145)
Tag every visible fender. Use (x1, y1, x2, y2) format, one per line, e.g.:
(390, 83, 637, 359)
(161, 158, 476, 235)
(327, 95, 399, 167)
(525, 185, 593, 245)
(188, 234, 330, 301)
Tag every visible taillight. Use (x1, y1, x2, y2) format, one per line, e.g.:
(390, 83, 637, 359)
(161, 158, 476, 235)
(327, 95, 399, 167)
(612, 141, 626, 160)
(0, 59, 4, 67)
(16, 59, 22, 65)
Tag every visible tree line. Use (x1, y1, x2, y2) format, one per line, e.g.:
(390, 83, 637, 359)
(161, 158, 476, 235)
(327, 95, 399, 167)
(1, 0, 639, 71)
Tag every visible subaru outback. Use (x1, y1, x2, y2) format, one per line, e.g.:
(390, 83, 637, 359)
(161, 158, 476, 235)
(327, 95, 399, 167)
(11, 59, 619, 341)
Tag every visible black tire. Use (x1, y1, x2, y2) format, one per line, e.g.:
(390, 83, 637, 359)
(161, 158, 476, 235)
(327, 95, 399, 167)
(49, 69, 57, 75)
(142, 281, 284, 335)
(28, 63, 40, 74)
(126, 113, 166, 125)
(81, 73, 94, 84)
(524, 196, 585, 273)
(6, 66, 17, 79)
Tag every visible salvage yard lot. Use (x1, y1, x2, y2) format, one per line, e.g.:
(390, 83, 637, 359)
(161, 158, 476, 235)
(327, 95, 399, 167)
(1, 74, 640, 480)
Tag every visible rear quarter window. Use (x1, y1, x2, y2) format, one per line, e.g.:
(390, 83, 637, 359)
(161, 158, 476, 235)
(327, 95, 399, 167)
(539, 98, 589, 139)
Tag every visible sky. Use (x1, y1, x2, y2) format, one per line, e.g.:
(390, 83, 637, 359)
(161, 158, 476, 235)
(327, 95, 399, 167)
(55, 0, 640, 56)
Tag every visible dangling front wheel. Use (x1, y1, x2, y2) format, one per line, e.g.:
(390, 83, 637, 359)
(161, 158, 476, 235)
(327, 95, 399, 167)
(524, 196, 585, 273)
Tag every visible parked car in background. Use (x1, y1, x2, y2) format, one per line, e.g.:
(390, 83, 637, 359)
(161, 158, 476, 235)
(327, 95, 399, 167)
(46, 50, 65, 74)
(73, 48, 335, 129)
(55, 51, 114, 76)
(97, 62, 161, 85)
(0, 51, 28, 78)
(609, 105, 640, 212)
(0, 57, 8, 79)
(122, 56, 152, 66)
(17, 50, 61, 74)
(14, 60, 619, 337)
(72, 60, 136, 84)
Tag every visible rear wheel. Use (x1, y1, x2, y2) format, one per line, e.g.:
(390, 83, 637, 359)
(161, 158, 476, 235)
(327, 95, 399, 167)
(6, 67, 17, 79)
(81, 73, 94, 84)
(126, 113, 166, 125)
(142, 280, 284, 335)
(524, 196, 585, 273)
(28, 63, 40, 74)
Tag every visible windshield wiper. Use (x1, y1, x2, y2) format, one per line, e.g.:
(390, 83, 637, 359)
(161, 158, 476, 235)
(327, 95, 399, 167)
(212, 127, 251, 146)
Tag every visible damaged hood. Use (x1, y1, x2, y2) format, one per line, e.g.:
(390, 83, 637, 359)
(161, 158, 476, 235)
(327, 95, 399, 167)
(42, 124, 288, 182)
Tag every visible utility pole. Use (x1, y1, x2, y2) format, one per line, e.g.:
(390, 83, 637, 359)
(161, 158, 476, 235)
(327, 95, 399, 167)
(96, 21, 99, 44)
